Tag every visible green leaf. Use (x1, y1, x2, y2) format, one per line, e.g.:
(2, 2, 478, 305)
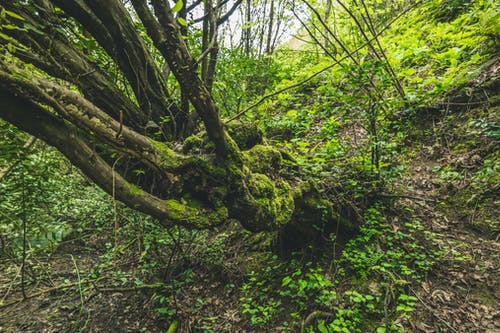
(24, 23, 44, 35)
(281, 276, 292, 287)
(177, 17, 187, 27)
(156, 307, 173, 315)
(317, 320, 329, 333)
(2, 10, 25, 21)
(0, 33, 13, 42)
(172, 0, 183, 13)
(7, 43, 16, 53)
(376, 327, 387, 333)
(2, 24, 18, 30)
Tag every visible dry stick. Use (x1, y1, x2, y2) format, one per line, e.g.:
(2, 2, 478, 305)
(301, 0, 392, 99)
(301, 0, 383, 100)
(383, 284, 391, 331)
(301, 0, 359, 66)
(95, 283, 163, 292)
(378, 193, 437, 203)
(304, 0, 391, 104)
(112, 156, 123, 249)
(226, 1, 421, 124)
(0, 282, 78, 309)
(0, 280, 162, 310)
(0, 258, 23, 304)
(20, 172, 27, 299)
(226, 60, 333, 124)
(70, 254, 85, 312)
(300, 311, 334, 333)
(292, 7, 337, 60)
(336, 0, 405, 99)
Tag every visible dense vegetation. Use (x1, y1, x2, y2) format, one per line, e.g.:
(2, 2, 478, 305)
(0, 0, 498, 332)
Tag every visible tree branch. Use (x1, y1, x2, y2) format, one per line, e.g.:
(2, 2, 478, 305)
(53, 0, 178, 134)
(0, 67, 175, 173)
(137, 0, 233, 159)
(0, 1, 149, 131)
(0, 90, 228, 229)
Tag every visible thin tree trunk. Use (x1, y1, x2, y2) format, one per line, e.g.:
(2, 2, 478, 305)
(244, 0, 251, 56)
(265, 0, 274, 55)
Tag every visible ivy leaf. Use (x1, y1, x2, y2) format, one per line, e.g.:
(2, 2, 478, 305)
(172, 0, 183, 13)
(317, 320, 329, 333)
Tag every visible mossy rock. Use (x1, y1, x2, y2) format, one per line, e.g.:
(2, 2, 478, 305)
(182, 134, 204, 154)
(246, 173, 295, 227)
(225, 121, 263, 150)
(243, 145, 283, 174)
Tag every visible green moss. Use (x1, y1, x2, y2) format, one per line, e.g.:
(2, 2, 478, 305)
(274, 180, 295, 225)
(165, 199, 228, 228)
(225, 121, 263, 149)
(148, 138, 183, 168)
(182, 135, 204, 154)
(247, 173, 294, 226)
(224, 133, 245, 165)
(124, 182, 145, 196)
(247, 173, 275, 197)
(243, 145, 283, 174)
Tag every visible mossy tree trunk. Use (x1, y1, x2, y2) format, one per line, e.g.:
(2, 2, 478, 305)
(0, 0, 354, 238)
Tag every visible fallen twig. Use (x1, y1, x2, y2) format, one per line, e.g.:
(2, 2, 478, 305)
(379, 193, 437, 203)
(0, 282, 78, 309)
(95, 283, 163, 293)
(69, 254, 85, 312)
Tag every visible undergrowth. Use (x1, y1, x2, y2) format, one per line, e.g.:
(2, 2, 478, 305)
(239, 204, 444, 332)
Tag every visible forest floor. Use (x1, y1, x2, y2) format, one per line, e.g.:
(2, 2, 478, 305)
(395, 113, 499, 332)
(0, 77, 499, 333)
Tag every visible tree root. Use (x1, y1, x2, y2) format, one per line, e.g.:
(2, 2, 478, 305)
(300, 310, 335, 333)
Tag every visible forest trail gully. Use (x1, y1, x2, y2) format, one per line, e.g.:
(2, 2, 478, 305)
(394, 103, 499, 331)
(396, 162, 499, 332)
